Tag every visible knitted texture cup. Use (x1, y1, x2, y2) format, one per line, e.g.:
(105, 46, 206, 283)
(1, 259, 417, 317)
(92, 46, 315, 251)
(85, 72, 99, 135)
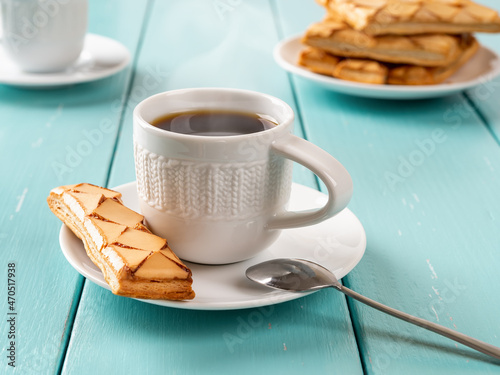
(133, 88, 353, 264)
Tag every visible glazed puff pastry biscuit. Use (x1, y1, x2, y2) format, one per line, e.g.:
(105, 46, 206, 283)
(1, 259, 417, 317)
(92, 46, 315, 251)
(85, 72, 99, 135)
(297, 46, 342, 76)
(388, 35, 479, 84)
(298, 35, 478, 85)
(299, 47, 389, 83)
(317, 0, 500, 35)
(302, 19, 468, 67)
(48, 183, 195, 300)
(333, 58, 389, 84)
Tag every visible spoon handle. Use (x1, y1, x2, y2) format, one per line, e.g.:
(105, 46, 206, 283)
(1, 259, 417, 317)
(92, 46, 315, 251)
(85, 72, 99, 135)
(337, 285, 500, 360)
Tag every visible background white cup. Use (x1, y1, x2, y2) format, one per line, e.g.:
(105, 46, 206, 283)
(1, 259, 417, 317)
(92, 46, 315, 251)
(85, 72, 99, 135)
(133, 88, 353, 264)
(1, 0, 87, 73)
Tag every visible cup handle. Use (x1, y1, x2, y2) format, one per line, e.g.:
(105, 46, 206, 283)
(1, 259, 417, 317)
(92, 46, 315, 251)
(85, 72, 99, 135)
(268, 134, 353, 230)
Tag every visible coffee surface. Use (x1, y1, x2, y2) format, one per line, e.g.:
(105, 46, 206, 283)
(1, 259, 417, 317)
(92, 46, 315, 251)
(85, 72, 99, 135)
(151, 110, 277, 136)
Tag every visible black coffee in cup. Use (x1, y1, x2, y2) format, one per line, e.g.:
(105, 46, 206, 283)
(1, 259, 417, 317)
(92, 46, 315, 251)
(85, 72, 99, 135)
(152, 110, 277, 136)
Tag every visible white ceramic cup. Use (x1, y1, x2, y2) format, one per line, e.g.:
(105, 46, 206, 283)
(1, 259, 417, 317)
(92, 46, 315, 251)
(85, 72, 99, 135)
(1, 0, 87, 73)
(133, 88, 353, 264)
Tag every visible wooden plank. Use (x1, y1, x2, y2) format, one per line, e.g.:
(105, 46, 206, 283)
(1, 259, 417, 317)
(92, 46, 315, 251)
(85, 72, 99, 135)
(275, 0, 500, 373)
(0, 1, 148, 373)
(61, 1, 363, 374)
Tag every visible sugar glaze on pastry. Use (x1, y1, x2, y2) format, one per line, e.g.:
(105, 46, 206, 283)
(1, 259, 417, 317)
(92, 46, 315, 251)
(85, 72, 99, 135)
(48, 183, 195, 300)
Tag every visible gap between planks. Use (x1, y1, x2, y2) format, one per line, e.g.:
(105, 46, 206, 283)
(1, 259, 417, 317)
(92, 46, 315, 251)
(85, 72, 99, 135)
(55, 1, 157, 374)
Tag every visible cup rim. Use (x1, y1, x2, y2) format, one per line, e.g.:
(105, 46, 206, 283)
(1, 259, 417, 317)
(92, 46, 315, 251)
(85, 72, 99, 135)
(133, 87, 294, 141)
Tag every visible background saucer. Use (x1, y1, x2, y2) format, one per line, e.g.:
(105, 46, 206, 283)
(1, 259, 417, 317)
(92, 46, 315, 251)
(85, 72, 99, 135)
(274, 35, 500, 100)
(0, 33, 130, 88)
(59, 182, 367, 310)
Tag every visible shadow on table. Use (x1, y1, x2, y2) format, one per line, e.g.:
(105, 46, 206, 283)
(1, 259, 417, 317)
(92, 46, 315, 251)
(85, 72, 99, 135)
(74, 282, 355, 360)
(302, 85, 482, 132)
(354, 325, 500, 366)
(0, 69, 131, 108)
(67, 281, 500, 372)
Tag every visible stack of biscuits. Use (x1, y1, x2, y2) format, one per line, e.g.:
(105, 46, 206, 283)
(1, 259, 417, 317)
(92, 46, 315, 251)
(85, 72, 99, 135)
(298, 0, 500, 85)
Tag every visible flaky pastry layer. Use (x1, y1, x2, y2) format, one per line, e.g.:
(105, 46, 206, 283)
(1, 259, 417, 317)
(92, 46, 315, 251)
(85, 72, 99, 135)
(47, 183, 195, 300)
(298, 35, 479, 85)
(302, 18, 470, 66)
(318, 0, 500, 35)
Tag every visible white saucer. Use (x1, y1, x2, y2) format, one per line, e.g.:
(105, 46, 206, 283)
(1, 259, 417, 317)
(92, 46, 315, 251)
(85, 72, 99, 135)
(274, 35, 500, 100)
(0, 34, 130, 88)
(59, 182, 366, 310)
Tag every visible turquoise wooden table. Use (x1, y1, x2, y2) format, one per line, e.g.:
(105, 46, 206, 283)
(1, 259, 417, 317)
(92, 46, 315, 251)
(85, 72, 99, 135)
(2, 0, 500, 374)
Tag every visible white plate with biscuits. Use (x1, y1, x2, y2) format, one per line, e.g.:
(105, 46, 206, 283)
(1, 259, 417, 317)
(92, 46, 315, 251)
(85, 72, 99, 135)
(274, 36, 500, 100)
(59, 182, 366, 310)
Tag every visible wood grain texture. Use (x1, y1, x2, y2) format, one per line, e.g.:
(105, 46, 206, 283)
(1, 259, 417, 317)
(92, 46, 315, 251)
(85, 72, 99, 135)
(0, 1, 148, 374)
(4, 0, 500, 374)
(61, 1, 363, 374)
(275, 0, 500, 373)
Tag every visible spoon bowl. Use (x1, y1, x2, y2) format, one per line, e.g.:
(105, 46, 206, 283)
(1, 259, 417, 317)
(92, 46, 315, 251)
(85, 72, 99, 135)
(246, 258, 341, 292)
